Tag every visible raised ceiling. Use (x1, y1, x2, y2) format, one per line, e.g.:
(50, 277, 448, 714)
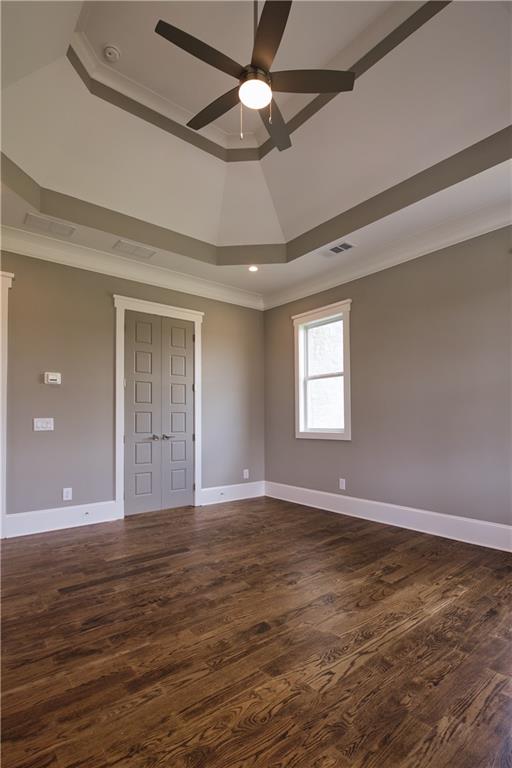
(76, 1, 393, 141)
(1, 0, 511, 304)
(3, 160, 510, 309)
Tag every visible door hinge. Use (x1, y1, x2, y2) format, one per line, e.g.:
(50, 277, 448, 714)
(192, 433, 196, 442)
(193, 483, 196, 491)
(193, 334, 196, 343)
(123, 378, 127, 389)
(192, 384, 195, 393)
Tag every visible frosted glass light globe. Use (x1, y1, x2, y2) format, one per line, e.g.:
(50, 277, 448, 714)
(239, 78, 272, 110)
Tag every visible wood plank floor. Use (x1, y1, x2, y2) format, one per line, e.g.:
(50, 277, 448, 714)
(2, 497, 511, 768)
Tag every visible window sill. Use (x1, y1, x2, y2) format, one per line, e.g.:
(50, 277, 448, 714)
(296, 430, 351, 441)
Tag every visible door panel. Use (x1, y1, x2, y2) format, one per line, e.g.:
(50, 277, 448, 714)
(124, 312, 195, 514)
(124, 312, 163, 515)
(161, 317, 194, 508)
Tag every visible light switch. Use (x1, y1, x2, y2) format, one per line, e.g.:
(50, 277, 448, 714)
(44, 372, 61, 385)
(33, 417, 54, 431)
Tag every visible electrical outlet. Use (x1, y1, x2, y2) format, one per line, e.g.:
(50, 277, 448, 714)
(243, 469, 250, 480)
(43, 372, 61, 385)
(62, 487, 73, 501)
(338, 478, 346, 491)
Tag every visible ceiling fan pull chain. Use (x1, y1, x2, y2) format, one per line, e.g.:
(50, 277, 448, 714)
(240, 102, 244, 140)
(269, 98, 273, 125)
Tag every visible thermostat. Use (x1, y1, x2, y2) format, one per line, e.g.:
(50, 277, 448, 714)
(44, 372, 61, 385)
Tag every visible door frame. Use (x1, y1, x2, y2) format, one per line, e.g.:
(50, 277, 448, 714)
(114, 294, 204, 514)
(0, 272, 14, 535)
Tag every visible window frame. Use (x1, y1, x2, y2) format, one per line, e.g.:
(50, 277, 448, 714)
(293, 299, 351, 441)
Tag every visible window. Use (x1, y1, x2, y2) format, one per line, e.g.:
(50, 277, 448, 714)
(294, 299, 351, 440)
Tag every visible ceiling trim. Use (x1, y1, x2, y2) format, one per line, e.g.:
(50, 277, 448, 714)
(1, 152, 286, 264)
(265, 208, 511, 309)
(0, 227, 265, 310)
(2, 213, 508, 314)
(68, 1, 451, 163)
(259, 0, 452, 159)
(287, 125, 512, 260)
(66, 46, 259, 163)
(2, 126, 510, 266)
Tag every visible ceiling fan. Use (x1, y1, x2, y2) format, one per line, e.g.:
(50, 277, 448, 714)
(155, 1, 355, 151)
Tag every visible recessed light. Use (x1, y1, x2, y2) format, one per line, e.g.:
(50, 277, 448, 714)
(248, 265, 258, 272)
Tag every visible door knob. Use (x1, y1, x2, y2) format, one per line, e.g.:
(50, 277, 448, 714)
(151, 434, 160, 440)
(162, 434, 176, 440)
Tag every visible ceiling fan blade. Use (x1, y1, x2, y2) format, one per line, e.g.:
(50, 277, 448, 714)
(271, 69, 355, 93)
(155, 20, 244, 79)
(187, 87, 240, 130)
(260, 100, 291, 151)
(251, 1, 292, 72)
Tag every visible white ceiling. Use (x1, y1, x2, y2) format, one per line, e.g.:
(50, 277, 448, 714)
(2, 1, 509, 249)
(261, 0, 512, 240)
(76, 1, 392, 138)
(1, 0, 510, 307)
(3, 161, 510, 309)
(1, 1, 82, 88)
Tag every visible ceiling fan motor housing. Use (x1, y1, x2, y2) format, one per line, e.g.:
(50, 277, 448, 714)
(240, 67, 271, 87)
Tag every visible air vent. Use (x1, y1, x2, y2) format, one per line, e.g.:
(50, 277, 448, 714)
(329, 242, 354, 254)
(24, 213, 76, 239)
(112, 240, 156, 261)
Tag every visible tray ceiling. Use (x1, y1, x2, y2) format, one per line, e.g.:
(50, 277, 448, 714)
(76, 1, 393, 141)
(1, 1, 510, 288)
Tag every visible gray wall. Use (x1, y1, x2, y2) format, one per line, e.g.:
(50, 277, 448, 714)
(3, 227, 511, 525)
(2, 252, 265, 514)
(264, 227, 511, 525)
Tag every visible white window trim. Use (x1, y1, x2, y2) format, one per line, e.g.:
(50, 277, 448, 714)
(293, 299, 352, 441)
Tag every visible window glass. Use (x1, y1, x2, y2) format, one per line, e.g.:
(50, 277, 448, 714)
(307, 320, 343, 376)
(306, 376, 344, 430)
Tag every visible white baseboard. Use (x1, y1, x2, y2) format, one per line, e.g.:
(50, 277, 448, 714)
(264, 482, 512, 553)
(197, 481, 266, 506)
(3, 484, 509, 553)
(1, 500, 123, 539)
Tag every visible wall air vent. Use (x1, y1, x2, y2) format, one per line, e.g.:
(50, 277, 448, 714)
(329, 242, 354, 254)
(112, 240, 156, 261)
(24, 212, 76, 239)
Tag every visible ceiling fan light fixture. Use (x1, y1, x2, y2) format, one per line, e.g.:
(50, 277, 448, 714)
(239, 71, 272, 110)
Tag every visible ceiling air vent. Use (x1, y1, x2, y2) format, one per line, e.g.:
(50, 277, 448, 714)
(329, 242, 354, 254)
(112, 240, 156, 261)
(24, 212, 76, 239)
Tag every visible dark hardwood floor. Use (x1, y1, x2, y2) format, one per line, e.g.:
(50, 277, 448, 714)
(2, 497, 511, 768)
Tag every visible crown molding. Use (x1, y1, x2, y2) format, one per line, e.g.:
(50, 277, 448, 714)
(286, 126, 512, 261)
(0, 226, 265, 311)
(68, 1, 452, 163)
(263, 202, 511, 309)
(3, 126, 510, 269)
(2, 198, 509, 314)
(70, 32, 259, 151)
